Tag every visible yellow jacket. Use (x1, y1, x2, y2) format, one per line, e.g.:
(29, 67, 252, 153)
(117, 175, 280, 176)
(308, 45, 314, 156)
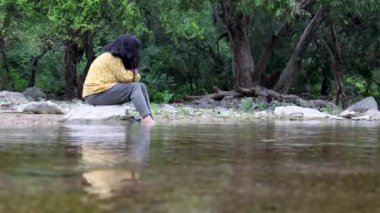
(82, 52, 141, 98)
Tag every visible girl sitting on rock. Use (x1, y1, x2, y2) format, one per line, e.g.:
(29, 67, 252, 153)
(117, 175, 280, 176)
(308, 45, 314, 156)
(82, 34, 156, 125)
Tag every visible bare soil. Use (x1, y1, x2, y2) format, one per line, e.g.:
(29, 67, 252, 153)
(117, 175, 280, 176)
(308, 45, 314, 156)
(0, 113, 65, 126)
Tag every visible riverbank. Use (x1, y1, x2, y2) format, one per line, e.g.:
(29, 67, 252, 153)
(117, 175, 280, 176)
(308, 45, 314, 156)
(1, 90, 379, 126)
(0, 103, 378, 127)
(0, 104, 253, 126)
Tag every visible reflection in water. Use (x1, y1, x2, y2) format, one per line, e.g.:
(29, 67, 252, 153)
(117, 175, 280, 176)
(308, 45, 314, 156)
(0, 121, 380, 212)
(82, 169, 139, 199)
(66, 124, 151, 200)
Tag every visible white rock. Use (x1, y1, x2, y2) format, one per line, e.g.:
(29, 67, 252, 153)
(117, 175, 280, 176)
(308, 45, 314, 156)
(352, 115, 371, 120)
(254, 111, 267, 118)
(15, 101, 64, 114)
(340, 109, 380, 120)
(274, 106, 329, 119)
(363, 109, 380, 120)
(339, 110, 356, 118)
(350, 109, 380, 120)
(326, 114, 345, 120)
(217, 107, 232, 117)
(65, 105, 127, 120)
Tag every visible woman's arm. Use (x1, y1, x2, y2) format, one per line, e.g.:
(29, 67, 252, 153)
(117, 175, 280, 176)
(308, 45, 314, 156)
(111, 59, 141, 82)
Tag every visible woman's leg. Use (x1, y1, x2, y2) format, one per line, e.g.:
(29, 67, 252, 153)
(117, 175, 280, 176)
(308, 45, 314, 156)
(85, 83, 152, 119)
(136, 83, 155, 125)
(139, 83, 152, 114)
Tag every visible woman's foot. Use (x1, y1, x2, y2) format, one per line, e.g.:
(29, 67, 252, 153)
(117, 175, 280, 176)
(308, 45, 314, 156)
(142, 115, 156, 126)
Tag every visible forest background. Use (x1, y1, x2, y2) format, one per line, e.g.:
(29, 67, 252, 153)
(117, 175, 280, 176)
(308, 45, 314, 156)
(0, 0, 379, 106)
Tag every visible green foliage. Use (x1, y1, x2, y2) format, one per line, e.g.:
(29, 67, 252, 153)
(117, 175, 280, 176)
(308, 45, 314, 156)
(9, 71, 27, 91)
(176, 105, 192, 116)
(159, 0, 212, 42)
(141, 38, 223, 101)
(160, 8, 205, 40)
(320, 105, 341, 115)
(150, 103, 161, 115)
(40, 0, 148, 43)
(253, 101, 268, 111)
(373, 69, 380, 86)
(251, 0, 310, 20)
(321, 0, 380, 14)
(239, 97, 254, 112)
(120, 1, 149, 36)
(345, 76, 367, 94)
(344, 75, 380, 103)
(153, 90, 175, 103)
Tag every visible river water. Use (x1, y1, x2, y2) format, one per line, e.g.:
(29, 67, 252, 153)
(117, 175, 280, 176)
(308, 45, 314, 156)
(0, 121, 379, 212)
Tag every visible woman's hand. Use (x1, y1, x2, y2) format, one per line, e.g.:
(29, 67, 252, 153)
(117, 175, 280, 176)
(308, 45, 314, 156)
(132, 69, 139, 81)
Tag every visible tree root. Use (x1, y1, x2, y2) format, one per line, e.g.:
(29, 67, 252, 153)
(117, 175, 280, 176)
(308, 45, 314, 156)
(186, 86, 334, 109)
(185, 86, 243, 101)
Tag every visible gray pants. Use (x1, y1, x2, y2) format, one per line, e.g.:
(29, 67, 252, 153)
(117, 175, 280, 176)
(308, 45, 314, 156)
(85, 82, 152, 118)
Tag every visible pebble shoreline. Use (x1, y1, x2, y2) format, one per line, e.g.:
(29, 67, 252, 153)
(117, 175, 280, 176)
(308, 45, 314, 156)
(2, 101, 380, 127)
(1, 90, 379, 126)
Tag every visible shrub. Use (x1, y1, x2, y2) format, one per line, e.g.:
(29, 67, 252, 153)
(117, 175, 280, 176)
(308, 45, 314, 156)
(239, 97, 254, 112)
(153, 90, 175, 103)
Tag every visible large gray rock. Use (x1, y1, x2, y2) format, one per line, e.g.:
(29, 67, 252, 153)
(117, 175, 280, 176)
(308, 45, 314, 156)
(220, 96, 236, 108)
(65, 105, 127, 121)
(15, 101, 64, 114)
(23, 87, 46, 100)
(194, 97, 216, 109)
(0, 91, 28, 105)
(274, 106, 330, 120)
(340, 97, 378, 118)
(347, 97, 378, 112)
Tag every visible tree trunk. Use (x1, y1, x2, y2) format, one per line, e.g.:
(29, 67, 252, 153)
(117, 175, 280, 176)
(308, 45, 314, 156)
(320, 67, 330, 96)
(321, 23, 346, 107)
(77, 30, 96, 99)
(212, 2, 226, 38)
(0, 38, 11, 90)
(28, 50, 48, 87)
(64, 40, 81, 99)
(254, 0, 317, 86)
(253, 23, 290, 85)
(329, 24, 346, 107)
(0, 51, 10, 90)
(220, 0, 254, 90)
(273, 5, 329, 94)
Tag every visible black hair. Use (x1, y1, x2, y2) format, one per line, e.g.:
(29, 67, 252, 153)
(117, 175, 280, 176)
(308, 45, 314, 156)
(104, 34, 141, 70)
